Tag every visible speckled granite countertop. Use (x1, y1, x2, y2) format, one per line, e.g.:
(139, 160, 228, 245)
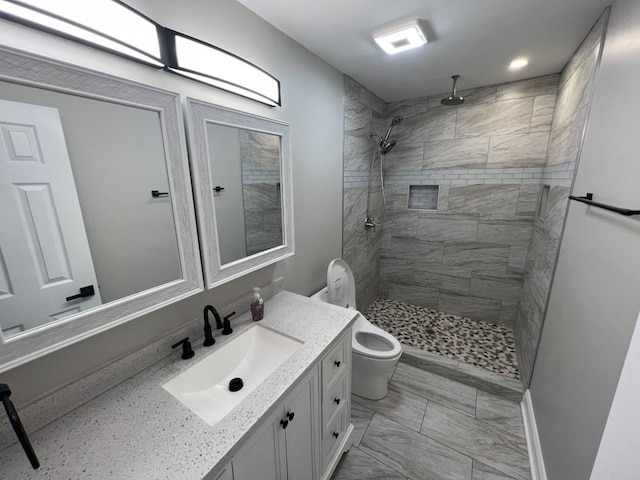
(0, 291, 357, 479)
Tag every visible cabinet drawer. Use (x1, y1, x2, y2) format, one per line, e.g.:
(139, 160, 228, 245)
(322, 335, 346, 390)
(322, 405, 347, 470)
(322, 373, 346, 426)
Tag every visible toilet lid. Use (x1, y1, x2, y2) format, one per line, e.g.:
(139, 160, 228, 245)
(327, 258, 357, 309)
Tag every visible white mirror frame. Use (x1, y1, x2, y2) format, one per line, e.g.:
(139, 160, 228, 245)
(186, 99, 294, 288)
(0, 47, 203, 372)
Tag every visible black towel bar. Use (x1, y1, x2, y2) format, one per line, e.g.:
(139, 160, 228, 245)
(569, 193, 640, 217)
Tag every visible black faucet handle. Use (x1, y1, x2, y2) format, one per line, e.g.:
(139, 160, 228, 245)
(222, 311, 235, 335)
(171, 337, 195, 360)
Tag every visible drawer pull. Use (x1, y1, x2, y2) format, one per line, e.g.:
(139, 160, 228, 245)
(334, 360, 341, 368)
(280, 419, 288, 429)
(334, 398, 340, 405)
(332, 432, 339, 439)
(286, 411, 295, 421)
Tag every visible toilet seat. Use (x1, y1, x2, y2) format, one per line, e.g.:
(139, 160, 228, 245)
(352, 314, 402, 360)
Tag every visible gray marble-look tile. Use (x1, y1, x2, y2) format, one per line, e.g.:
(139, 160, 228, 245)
(456, 98, 533, 138)
(331, 447, 406, 480)
(516, 185, 542, 216)
(438, 185, 450, 211)
(387, 282, 439, 309)
(473, 460, 518, 480)
(546, 104, 589, 166)
(507, 246, 528, 275)
(530, 93, 557, 133)
(563, 11, 605, 78)
(498, 303, 518, 329)
(391, 362, 477, 416)
(423, 137, 490, 169)
(383, 143, 424, 170)
(385, 184, 410, 209)
(360, 413, 473, 480)
(477, 219, 533, 247)
(475, 390, 525, 439)
(418, 213, 479, 242)
(386, 96, 428, 118)
(442, 241, 510, 273)
(350, 399, 375, 448)
(495, 75, 559, 102)
(344, 134, 376, 170)
(344, 74, 362, 104)
(384, 209, 419, 236)
(421, 402, 530, 480)
(414, 263, 472, 294)
(543, 186, 570, 238)
(470, 273, 523, 303)
(398, 108, 457, 143)
(353, 385, 428, 432)
(361, 88, 385, 115)
(487, 132, 550, 168)
(243, 183, 278, 208)
(447, 184, 521, 216)
(385, 235, 444, 262)
(380, 256, 415, 282)
(438, 292, 502, 324)
(345, 99, 373, 136)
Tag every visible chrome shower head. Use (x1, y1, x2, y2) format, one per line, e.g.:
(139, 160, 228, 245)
(441, 75, 465, 106)
(380, 139, 396, 155)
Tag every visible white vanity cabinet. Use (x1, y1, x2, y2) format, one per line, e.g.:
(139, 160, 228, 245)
(231, 367, 319, 480)
(228, 329, 352, 480)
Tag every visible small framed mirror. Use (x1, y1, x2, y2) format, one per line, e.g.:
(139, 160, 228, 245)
(0, 47, 203, 371)
(186, 99, 294, 288)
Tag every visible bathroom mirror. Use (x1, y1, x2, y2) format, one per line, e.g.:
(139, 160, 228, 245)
(186, 99, 294, 288)
(0, 47, 203, 372)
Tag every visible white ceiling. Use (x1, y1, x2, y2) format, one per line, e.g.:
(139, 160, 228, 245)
(236, 0, 611, 102)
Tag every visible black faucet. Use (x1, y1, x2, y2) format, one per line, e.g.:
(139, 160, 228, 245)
(222, 311, 235, 335)
(171, 337, 194, 359)
(203, 305, 223, 346)
(0, 384, 39, 469)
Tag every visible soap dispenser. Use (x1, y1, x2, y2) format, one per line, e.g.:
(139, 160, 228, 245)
(251, 287, 264, 321)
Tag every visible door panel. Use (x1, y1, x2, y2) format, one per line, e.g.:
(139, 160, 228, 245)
(284, 371, 318, 480)
(0, 99, 101, 334)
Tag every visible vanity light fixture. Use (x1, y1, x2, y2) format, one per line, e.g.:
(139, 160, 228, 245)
(161, 29, 281, 107)
(0, 0, 163, 67)
(373, 19, 427, 55)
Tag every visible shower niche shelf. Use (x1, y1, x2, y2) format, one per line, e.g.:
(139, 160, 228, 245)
(408, 185, 439, 210)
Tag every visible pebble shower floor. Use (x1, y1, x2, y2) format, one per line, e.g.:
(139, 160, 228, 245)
(365, 298, 520, 379)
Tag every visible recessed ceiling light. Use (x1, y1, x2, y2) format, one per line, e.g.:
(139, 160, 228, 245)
(509, 57, 529, 70)
(374, 19, 427, 55)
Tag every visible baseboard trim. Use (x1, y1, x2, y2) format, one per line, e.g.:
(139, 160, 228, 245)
(521, 390, 547, 480)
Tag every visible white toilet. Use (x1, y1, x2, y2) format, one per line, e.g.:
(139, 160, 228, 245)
(311, 258, 402, 400)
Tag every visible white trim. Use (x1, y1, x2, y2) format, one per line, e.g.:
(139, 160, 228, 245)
(521, 390, 548, 480)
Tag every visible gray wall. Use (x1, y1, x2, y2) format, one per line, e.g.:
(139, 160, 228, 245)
(378, 76, 559, 328)
(343, 76, 386, 311)
(529, 1, 640, 478)
(0, 0, 345, 406)
(515, 11, 608, 385)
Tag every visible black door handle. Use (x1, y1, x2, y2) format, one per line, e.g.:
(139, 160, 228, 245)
(66, 285, 95, 302)
(213, 186, 225, 192)
(280, 419, 288, 429)
(151, 190, 169, 197)
(286, 411, 295, 421)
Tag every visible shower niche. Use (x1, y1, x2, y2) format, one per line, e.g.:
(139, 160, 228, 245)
(408, 185, 439, 210)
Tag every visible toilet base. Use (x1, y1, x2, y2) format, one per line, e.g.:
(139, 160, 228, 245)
(351, 351, 400, 400)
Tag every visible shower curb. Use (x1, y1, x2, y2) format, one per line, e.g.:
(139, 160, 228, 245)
(400, 344, 524, 402)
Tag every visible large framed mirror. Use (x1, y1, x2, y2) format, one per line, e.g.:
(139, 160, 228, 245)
(186, 99, 294, 288)
(0, 47, 203, 372)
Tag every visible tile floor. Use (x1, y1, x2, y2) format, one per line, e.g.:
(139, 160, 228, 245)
(366, 298, 520, 379)
(332, 362, 530, 480)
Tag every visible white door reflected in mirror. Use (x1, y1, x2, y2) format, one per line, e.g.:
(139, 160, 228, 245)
(0, 100, 103, 336)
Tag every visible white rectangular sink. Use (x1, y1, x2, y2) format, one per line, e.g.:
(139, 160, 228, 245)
(163, 324, 303, 426)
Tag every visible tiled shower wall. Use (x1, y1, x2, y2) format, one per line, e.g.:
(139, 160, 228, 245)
(343, 76, 387, 310)
(378, 75, 560, 328)
(240, 130, 283, 256)
(515, 11, 608, 385)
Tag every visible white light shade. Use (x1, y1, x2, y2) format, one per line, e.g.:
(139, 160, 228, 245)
(374, 20, 427, 55)
(167, 32, 280, 107)
(0, 0, 163, 66)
